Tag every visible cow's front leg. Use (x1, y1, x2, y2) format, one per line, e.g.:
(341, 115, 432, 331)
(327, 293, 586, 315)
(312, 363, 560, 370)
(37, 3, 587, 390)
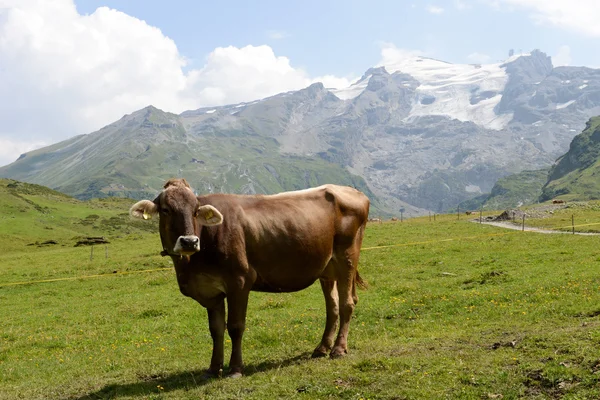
(226, 290, 250, 378)
(205, 299, 226, 378)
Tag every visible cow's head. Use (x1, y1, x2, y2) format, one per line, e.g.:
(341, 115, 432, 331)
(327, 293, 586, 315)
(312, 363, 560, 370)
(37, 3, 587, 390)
(130, 178, 223, 256)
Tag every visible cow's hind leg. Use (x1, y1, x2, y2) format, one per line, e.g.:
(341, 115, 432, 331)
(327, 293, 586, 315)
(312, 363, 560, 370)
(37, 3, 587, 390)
(312, 278, 339, 358)
(330, 226, 365, 358)
(329, 254, 356, 358)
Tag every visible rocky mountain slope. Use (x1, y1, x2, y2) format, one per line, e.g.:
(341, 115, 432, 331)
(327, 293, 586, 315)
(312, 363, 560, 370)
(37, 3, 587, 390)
(2, 49, 600, 214)
(0, 105, 396, 216)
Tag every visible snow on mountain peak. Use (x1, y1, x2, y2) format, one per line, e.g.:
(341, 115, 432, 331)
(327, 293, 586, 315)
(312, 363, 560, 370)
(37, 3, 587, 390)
(329, 73, 373, 101)
(329, 54, 538, 130)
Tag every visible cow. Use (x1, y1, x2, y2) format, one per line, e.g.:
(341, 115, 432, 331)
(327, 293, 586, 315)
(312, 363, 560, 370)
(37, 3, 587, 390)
(552, 199, 566, 204)
(130, 178, 370, 378)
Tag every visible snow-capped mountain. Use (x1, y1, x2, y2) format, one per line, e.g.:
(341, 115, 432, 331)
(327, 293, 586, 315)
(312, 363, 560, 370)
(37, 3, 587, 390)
(333, 53, 518, 130)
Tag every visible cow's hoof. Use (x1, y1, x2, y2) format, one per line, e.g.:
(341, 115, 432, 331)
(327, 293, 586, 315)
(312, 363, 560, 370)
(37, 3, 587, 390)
(312, 344, 331, 358)
(227, 371, 243, 379)
(311, 349, 329, 358)
(311, 351, 328, 358)
(201, 370, 221, 380)
(329, 348, 347, 359)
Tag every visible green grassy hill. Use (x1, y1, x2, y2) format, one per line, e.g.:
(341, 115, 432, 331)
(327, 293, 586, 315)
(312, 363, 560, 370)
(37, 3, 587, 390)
(0, 106, 393, 217)
(0, 178, 157, 249)
(541, 116, 600, 201)
(457, 116, 600, 211)
(457, 169, 549, 211)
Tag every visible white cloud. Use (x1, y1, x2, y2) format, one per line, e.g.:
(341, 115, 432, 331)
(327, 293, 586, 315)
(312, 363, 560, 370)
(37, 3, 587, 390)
(317, 75, 357, 90)
(553, 45, 571, 67)
(378, 43, 425, 66)
(187, 46, 309, 105)
(426, 5, 445, 14)
(467, 52, 492, 64)
(454, 0, 470, 10)
(0, 0, 350, 167)
(185, 45, 354, 105)
(488, 0, 600, 37)
(0, 138, 48, 167)
(266, 30, 289, 40)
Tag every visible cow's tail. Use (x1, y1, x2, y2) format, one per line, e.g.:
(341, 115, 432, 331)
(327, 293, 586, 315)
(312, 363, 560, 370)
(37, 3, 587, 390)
(354, 220, 368, 291)
(355, 269, 368, 290)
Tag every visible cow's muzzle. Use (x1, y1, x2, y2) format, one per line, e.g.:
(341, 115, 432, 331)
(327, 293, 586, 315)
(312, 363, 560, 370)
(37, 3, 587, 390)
(173, 235, 200, 255)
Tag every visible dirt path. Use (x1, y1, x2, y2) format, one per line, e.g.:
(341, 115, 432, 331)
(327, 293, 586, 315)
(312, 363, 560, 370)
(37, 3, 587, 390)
(475, 220, 600, 236)
(471, 204, 600, 236)
(471, 219, 600, 236)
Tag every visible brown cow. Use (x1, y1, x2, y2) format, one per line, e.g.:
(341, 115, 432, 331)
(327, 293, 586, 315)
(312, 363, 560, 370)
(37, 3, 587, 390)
(130, 178, 370, 378)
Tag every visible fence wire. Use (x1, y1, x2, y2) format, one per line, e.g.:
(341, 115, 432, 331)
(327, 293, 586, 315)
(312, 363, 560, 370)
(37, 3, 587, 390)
(2, 220, 600, 288)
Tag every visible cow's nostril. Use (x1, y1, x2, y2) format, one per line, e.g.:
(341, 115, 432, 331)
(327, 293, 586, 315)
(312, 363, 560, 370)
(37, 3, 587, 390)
(181, 236, 199, 248)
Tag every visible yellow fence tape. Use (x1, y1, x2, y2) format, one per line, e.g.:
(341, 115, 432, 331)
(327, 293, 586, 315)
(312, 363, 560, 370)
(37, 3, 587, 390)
(2, 220, 600, 287)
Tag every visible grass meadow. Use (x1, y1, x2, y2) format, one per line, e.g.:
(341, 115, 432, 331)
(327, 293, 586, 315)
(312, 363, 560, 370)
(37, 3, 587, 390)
(1, 183, 600, 399)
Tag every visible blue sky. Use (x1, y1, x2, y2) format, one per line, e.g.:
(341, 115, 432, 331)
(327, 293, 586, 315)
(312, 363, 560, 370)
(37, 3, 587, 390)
(74, 0, 600, 77)
(0, 0, 599, 166)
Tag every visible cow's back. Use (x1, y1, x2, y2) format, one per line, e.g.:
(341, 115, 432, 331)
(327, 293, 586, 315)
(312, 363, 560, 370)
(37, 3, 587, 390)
(197, 185, 369, 292)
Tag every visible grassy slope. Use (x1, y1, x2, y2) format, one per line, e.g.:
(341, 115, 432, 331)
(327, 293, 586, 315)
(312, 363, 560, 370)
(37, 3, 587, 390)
(542, 116, 600, 201)
(0, 179, 162, 282)
(485, 169, 548, 210)
(1, 184, 600, 399)
(520, 200, 600, 233)
(0, 107, 389, 216)
(455, 169, 548, 213)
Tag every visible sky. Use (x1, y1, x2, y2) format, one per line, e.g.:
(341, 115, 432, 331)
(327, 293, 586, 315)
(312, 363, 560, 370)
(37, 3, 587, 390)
(1, 0, 600, 167)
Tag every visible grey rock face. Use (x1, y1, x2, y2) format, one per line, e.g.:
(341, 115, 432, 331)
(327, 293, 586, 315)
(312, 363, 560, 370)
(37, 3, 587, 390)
(302, 50, 600, 212)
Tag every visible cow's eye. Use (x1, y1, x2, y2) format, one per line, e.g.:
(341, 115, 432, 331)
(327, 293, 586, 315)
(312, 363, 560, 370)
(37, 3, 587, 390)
(160, 208, 170, 215)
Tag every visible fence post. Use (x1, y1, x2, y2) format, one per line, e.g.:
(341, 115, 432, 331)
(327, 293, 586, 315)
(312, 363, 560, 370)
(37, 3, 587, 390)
(522, 215, 525, 231)
(90, 245, 94, 261)
(400, 211, 403, 222)
(105, 245, 108, 259)
(457, 206, 460, 220)
(479, 207, 482, 223)
(572, 214, 575, 235)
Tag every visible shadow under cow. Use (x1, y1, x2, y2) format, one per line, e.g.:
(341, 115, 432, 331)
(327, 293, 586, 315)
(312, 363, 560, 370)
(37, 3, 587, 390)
(68, 352, 313, 399)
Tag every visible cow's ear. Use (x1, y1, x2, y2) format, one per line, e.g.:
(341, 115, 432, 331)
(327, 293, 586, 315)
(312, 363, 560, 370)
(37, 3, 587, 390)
(130, 200, 158, 220)
(196, 205, 223, 226)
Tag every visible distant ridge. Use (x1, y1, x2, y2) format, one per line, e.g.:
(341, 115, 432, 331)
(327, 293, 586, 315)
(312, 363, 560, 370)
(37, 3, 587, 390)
(2, 49, 600, 214)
